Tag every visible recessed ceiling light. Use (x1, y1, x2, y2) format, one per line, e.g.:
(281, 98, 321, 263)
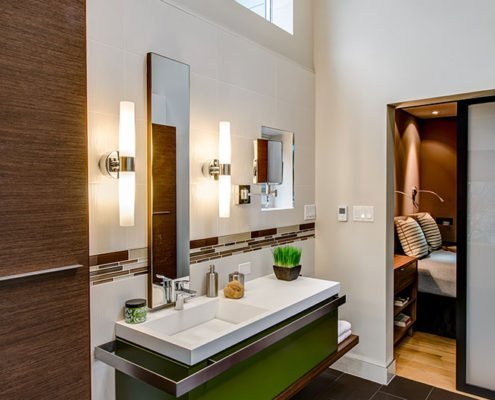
(432, 111, 439, 115)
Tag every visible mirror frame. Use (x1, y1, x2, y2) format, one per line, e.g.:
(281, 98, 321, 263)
(147, 53, 190, 308)
(255, 126, 295, 210)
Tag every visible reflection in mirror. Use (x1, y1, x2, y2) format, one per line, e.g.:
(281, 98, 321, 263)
(267, 140, 283, 184)
(147, 53, 190, 308)
(253, 126, 294, 211)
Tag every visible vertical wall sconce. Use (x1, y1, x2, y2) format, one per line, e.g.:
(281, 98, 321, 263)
(99, 101, 136, 226)
(218, 121, 231, 218)
(202, 121, 232, 218)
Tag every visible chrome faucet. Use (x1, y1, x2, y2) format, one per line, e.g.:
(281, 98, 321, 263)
(155, 275, 196, 310)
(174, 280, 196, 310)
(156, 274, 173, 304)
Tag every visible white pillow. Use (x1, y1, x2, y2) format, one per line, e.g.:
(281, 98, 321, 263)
(413, 212, 442, 251)
(395, 217, 429, 258)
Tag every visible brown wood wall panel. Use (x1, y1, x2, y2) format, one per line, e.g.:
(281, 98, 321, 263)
(0, 0, 88, 278)
(0, 269, 90, 399)
(150, 124, 177, 281)
(0, 1, 90, 399)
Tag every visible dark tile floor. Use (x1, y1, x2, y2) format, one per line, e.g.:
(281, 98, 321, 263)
(291, 369, 474, 400)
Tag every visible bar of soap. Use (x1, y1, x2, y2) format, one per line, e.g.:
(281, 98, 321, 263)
(224, 280, 244, 299)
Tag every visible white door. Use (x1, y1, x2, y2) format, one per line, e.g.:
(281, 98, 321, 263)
(465, 101, 495, 392)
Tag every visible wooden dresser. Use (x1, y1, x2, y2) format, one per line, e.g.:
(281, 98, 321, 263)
(394, 255, 418, 346)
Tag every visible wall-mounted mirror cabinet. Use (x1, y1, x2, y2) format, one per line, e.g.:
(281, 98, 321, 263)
(147, 53, 190, 308)
(253, 126, 294, 211)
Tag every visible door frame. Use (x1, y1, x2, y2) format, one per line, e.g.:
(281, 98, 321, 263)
(388, 89, 495, 399)
(457, 96, 495, 400)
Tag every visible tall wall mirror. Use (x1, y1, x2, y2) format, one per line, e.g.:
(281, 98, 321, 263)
(253, 126, 294, 210)
(147, 53, 190, 308)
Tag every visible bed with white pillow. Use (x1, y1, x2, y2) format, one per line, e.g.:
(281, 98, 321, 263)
(417, 248, 456, 298)
(395, 212, 457, 298)
(394, 212, 457, 337)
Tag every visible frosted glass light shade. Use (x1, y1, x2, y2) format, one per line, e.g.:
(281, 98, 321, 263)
(119, 172, 135, 226)
(219, 175, 231, 218)
(218, 121, 231, 218)
(219, 121, 231, 164)
(119, 101, 136, 226)
(119, 101, 136, 157)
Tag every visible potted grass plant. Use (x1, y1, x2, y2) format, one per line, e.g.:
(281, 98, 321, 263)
(272, 246, 302, 281)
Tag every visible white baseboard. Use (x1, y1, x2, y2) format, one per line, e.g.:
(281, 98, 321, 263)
(332, 354, 396, 385)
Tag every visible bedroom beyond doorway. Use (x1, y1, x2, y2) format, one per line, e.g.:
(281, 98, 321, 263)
(389, 91, 495, 400)
(393, 101, 459, 392)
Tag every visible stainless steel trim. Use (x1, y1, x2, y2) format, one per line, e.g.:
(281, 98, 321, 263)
(98, 152, 135, 177)
(119, 156, 135, 173)
(200, 160, 230, 179)
(0, 264, 84, 282)
(219, 163, 231, 176)
(202, 159, 220, 180)
(95, 295, 345, 397)
(99, 151, 120, 178)
(95, 342, 179, 396)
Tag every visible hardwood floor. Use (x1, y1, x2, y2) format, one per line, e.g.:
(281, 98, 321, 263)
(395, 332, 486, 399)
(396, 332, 456, 392)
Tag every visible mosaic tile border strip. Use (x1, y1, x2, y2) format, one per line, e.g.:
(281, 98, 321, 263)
(89, 223, 315, 285)
(190, 223, 315, 264)
(90, 247, 148, 286)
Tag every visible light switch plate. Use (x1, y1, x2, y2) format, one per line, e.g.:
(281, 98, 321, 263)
(353, 206, 374, 222)
(304, 204, 316, 220)
(239, 262, 251, 275)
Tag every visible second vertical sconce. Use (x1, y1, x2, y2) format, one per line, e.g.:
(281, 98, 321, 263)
(202, 121, 231, 218)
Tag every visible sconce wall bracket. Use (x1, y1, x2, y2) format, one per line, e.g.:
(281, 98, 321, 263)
(202, 159, 230, 180)
(99, 151, 135, 179)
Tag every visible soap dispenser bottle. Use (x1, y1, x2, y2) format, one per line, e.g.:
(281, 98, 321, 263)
(206, 265, 218, 298)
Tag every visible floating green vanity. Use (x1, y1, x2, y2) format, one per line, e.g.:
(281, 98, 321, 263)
(95, 277, 357, 399)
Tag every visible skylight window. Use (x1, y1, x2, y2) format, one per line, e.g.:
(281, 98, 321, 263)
(236, 0, 294, 34)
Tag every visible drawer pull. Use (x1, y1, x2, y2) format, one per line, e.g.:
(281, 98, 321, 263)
(0, 264, 83, 282)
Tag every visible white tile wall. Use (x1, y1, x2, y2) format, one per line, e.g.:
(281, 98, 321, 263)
(190, 238, 316, 295)
(87, 0, 315, 398)
(88, 0, 315, 250)
(91, 275, 148, 400)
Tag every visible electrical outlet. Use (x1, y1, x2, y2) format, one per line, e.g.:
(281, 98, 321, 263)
(234, 185, 251, 205)
(239, 262, 251, 275)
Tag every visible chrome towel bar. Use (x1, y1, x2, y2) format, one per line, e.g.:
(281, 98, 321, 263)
(0, 264, 84, 282)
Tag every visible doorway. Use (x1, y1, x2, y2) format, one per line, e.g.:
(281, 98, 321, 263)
(389, 90, 495, 400)
(393, 101, 458, 392)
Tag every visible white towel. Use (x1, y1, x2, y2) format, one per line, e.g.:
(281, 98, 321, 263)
(338, 320, 351, 336)
(338, 330, 352, 344)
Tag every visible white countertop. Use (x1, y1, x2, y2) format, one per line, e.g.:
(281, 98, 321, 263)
(115, 274, 340, 365)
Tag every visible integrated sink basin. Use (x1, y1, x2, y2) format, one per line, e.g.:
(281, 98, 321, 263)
(144, 299, 268, 347)
(115, 274, 340, 365)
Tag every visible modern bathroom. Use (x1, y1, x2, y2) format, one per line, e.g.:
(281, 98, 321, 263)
(1, 1, 495, 400)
